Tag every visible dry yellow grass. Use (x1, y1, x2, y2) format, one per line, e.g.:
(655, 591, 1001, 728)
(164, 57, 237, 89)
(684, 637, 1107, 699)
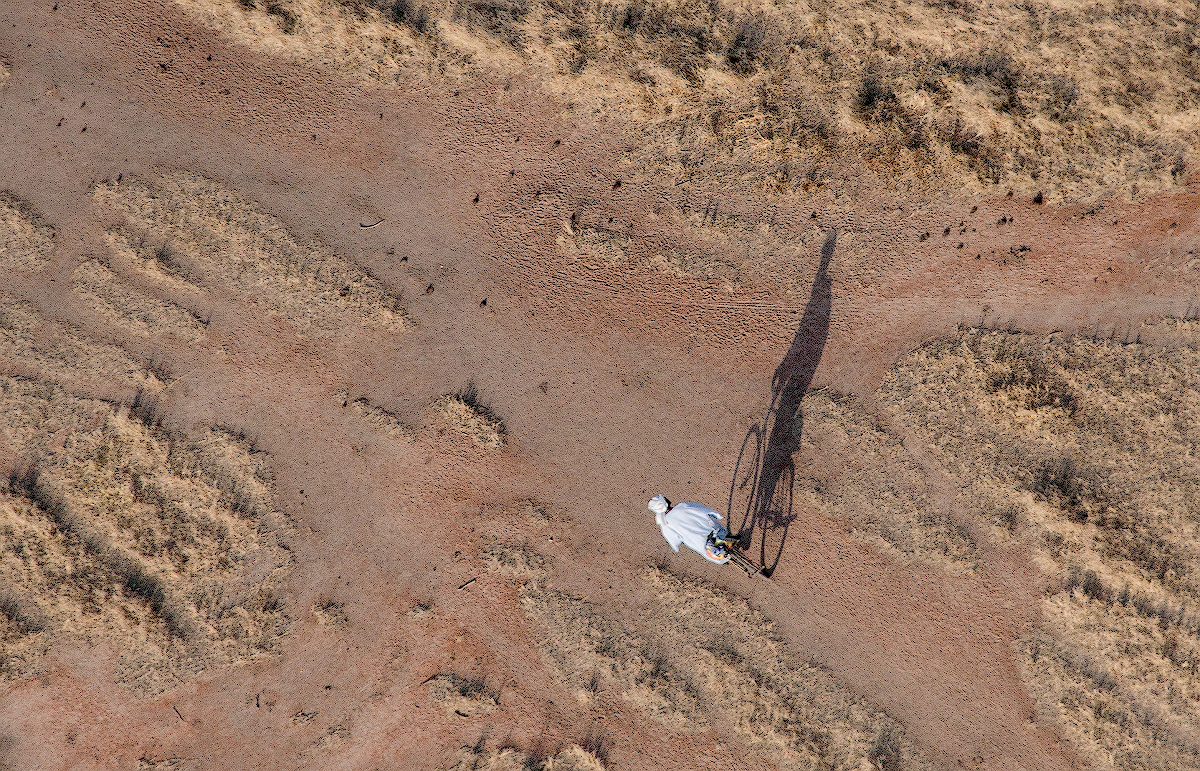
(92, 173, 408, 336)
(0, 192, 56, 273)
(0, 378, 293, 693)
(426, 673, 500, 716)
(448, 742, 607, 771)
(796, 388, 978, 571)
(0, 297, 167, 395)
(520, 580, 705, 726)
(880, 321, 1200, 769)
(521, 568, 929, 768)
(175, 0, 1198, 201)
(434, 391, 506, 449)
(70, 258, 207, 343)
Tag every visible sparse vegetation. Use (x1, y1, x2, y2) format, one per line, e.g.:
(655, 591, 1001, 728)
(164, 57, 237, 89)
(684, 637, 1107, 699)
(92, 174, 409, 336)
(435, 382, 506, 448)
(521, 571, 931, 768)
(449, 740, 608, 771)
(794, 389, 978, 569)
(0, 375, 293, 693)
(70, 259, 208, 343)
(426, 673, 500, 716)
(482, 542, 548, 576)
(336, 390, 415, 439)
(0, 297, 166, 395)
(0, 192, 56, 272)
(176, 0, 1198, 200)
(881, 320, 1200, 769)
(313, 598, 348, 628)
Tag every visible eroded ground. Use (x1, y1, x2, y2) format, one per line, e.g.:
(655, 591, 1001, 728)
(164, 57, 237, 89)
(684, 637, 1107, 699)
(1, 0, 1199, 769)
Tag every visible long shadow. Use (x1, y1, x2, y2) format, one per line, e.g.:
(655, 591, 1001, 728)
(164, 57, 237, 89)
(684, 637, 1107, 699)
(728, 229, 835, 576)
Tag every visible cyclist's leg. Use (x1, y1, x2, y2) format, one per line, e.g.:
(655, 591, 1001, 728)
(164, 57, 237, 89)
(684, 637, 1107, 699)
(704, 533, 731, 563)
(710, 525, 736, 549)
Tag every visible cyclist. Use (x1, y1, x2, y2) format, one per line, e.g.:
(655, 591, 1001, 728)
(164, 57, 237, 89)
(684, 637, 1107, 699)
(649, 494, 738, 564)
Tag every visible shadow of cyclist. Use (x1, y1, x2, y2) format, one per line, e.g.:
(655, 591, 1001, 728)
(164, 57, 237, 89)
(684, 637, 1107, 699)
(729, 228, 835, 576)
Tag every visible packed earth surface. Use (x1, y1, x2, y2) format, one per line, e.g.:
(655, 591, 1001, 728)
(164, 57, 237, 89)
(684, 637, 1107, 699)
(1, 0, 1199, 769)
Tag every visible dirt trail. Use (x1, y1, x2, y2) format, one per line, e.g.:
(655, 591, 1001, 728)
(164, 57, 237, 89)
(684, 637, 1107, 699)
(2, 1, 1200, 769)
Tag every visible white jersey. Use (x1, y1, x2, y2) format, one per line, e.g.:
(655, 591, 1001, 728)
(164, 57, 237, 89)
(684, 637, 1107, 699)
(656, 501, 725, 563)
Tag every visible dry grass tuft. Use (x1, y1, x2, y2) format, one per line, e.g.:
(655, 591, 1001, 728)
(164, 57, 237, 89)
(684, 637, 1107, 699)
(482, 542, 548, 576)
(315, 724, 351, 750)
(176, 0, 1199, 201)
(448, 742, 607, 771)
(92, 174, 408, 336)
(336, 390, 415, 439)
(312, 598, 348, 628)
(519, 498, 555, 524)
(558, 224, 630, 265)
(0, 378, 293, 693)
(435, 383, 506, 449)
(881, 320, 1200, 769)
(426, 673, 500, 716)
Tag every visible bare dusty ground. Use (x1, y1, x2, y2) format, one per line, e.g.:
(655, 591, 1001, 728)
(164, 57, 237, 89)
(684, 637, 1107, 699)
(1, 0, 1199, 769)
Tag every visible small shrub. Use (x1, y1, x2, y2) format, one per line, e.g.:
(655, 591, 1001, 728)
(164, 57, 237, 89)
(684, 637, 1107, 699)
(1032, 455, 1087, 515)
(390, 0, 431, 32)
(944, 117, 981, 156)
(1044, 76, 1080, 121)
(578, 727, 611, 766)
(437, 383, 505, 448)
(725, 12, 775, 75)
(856, 75, 895, 115)
(453, 0, 529, 48)
(426, 673, 499, 716)
(868, 726, 904, 771)
(313, 598, 348, 628)
(1102, 529, 1188, 583)
(1079, 569, 1110, 604)
(129, 388, 165, 429)
(944, 51, 1021, 104)
(265, 2, 299, 33)
(0, 593, 45, 635)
